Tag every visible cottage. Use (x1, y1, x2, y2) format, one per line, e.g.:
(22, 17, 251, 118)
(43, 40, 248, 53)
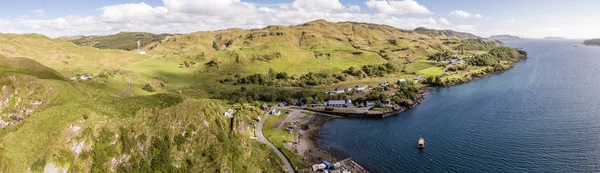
(354, 85, 366, 91)
(397, 79, 407, 84)
(333, 88, 345, 94)
(312, 163, 327, 171)
(223, 108, 234, 117)
(380, 100, 391, 107)
(80, 73, 93, 80)
(327, 100, 351, 107)
(379, 82, 390, 87)
(413, 75, 424, 83)
(260, 104, 269, 111)
(271, 109, 281, 116)
(450, 60, 465, 65)
(345, 88, 354, 92)
(366, 101, 376, 107)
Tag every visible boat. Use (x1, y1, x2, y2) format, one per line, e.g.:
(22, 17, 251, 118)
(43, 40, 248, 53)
(418, 137, 425, 150)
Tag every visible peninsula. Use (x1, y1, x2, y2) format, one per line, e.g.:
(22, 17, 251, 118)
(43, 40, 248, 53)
(583, 38, 600, 46)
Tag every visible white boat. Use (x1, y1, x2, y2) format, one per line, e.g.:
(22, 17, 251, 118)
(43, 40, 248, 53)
(418, 137, 425, 149)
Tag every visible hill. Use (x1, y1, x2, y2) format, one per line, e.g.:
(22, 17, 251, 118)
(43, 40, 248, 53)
(63, 32, 172, 51)
(0, 33, 148, 79)
(583, 38, 600, 46)
(0, 55, 284, 172)
(413, 27, 480, 39)
(487, 35, 524, 41)
(0, 19, 526, 172)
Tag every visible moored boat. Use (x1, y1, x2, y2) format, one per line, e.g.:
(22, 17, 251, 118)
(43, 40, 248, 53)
(418, 137, 425, 150)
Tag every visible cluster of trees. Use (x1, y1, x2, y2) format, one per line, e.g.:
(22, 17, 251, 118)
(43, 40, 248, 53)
(467, 47, 526, 66)
(217, 87, 344, 104)
(427, 51, 455, 61)
(425, 76, 445, 86)
(228, 68, 345, 87)
(343, 63, 398, 78)
(447, 64, 469, 72)
(457, 39, 499, 51)
(352, 82, 422, 107)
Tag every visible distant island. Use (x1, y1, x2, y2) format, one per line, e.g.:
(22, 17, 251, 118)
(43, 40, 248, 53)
(487, 35, 524, 41)
(543, 36, 567, 40)
(583, 38, 600, 46)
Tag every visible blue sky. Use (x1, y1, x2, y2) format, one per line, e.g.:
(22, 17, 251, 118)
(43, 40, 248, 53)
(1, 0, 599, 38)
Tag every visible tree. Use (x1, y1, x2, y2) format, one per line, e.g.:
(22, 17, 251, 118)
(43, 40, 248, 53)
(276, 72, 289, 80)
(142, 83, 155, 92)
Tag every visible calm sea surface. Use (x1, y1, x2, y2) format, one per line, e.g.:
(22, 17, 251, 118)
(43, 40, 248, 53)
(317, 40, 600, 172)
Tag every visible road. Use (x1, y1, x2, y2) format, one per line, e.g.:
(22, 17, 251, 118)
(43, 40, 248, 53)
(256, 105, 296, 173)
(118, 78, 132, 97)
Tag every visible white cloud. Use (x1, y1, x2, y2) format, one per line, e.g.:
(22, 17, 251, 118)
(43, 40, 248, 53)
(291, 0, 345, 12)
(0, 0, 447, 37)
(366, 0, 432, 15)
(32, 10, 45, 17)
(439, 17, 450, 25)
(347, 5, 361, 13)
(450, 24, 477, 33)
(162, 0, 256, 17)
(505, 19, 516, 22)
(449, 10, 483, 19)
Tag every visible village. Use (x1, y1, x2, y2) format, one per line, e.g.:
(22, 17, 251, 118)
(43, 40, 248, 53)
(217, 75, 431, 173)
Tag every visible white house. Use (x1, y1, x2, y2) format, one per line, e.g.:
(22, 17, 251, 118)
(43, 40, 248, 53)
(345, 88, 354, 92)
(397, 79, 407, 84)
(271, 109, 281, 116)
(312, 163, 327, 171)
(224, 108, 234, 117)
(327, 100, 351, 107)
(380, 100, 391, 107)
(333, 88, 345, 94)
(80, 73, 93, 80)
(413, 75, 424, 83)
(354, 85, 366, 91)
(366, 101, 376, 107)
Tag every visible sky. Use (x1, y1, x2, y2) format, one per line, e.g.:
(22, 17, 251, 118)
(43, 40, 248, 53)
(1, 0, 599, 38)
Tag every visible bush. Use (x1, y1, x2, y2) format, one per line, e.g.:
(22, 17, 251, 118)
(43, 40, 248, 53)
(142, 83, 155, 92)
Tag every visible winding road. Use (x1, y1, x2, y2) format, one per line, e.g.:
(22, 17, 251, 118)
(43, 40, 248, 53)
(256, 105, 295, 173)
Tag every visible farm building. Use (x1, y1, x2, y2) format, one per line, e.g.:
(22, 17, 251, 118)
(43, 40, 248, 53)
(327, 100, 351, 107)
(80, 73, 93, 80)
(271, 109, 281, 116)
(223, 108, 234, 117)
(260, 104, 269, 111)
(354, 85, 366, 91)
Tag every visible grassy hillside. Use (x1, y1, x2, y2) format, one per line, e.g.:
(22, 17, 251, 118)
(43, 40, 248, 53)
(64, 32, 172, 51)
(0, 56, 284, 172)
(0, 33, 146, 76)
(0, 20, 526, 172)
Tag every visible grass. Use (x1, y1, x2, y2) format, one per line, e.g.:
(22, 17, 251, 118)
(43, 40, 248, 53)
(418, 67, 445, 77)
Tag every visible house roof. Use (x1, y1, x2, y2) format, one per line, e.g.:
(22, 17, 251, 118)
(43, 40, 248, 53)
(328, 100, 347, 105)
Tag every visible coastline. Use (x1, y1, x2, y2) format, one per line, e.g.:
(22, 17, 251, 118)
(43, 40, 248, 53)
(295, 55, 528, 172)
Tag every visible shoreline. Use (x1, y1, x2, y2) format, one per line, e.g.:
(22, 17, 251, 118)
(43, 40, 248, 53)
(295, 58, 527, 172)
